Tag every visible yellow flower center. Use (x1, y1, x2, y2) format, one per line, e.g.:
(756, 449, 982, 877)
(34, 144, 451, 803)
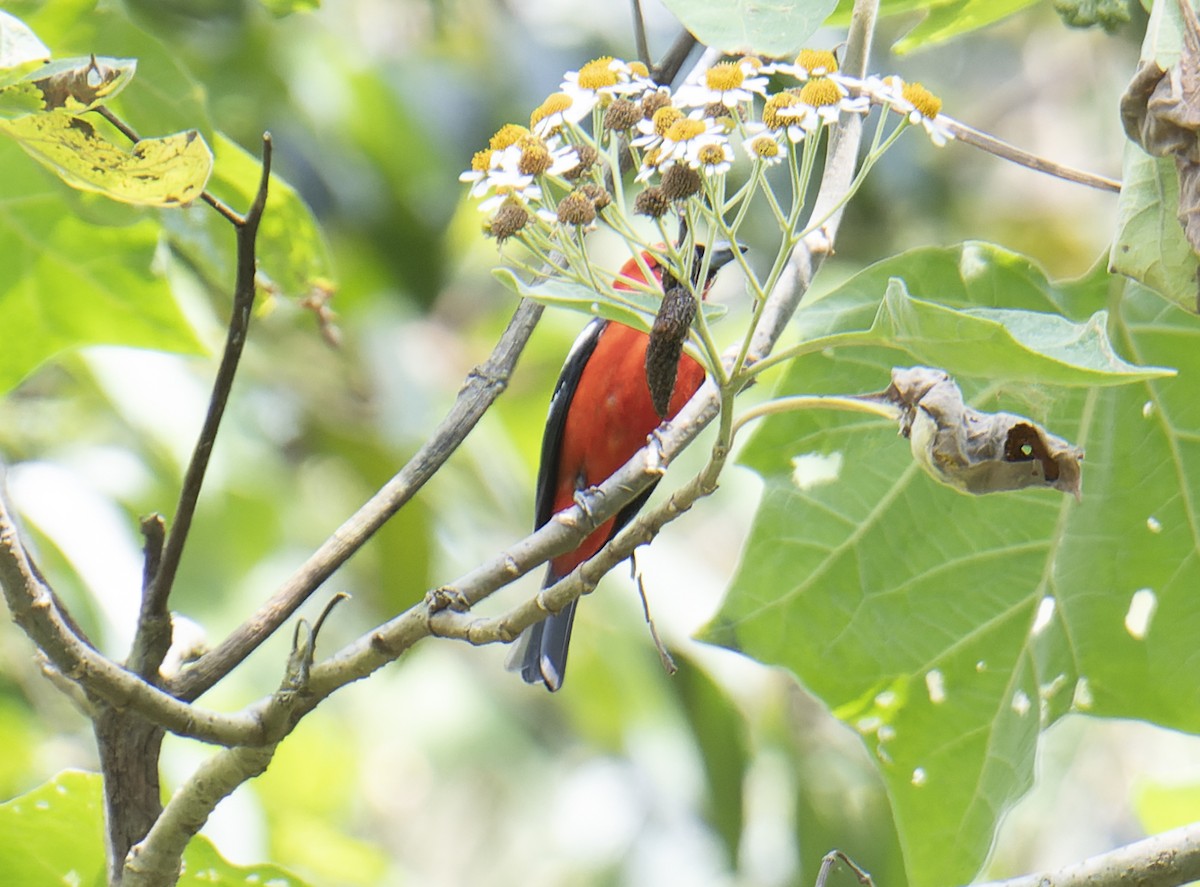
(901, 82, 942, 119)
(664, 118, 707, 142)
(762, 92, 801, 130)
(470, 149, 494, 172)
(705, 62, 745, 92)
(697, 143, 726, 166)
(644, 146, 663, 168)
(489, 124, 528, 151)
(517, 136, 552, 175)
(800, 77, 841, 108)
(628, 61, 650, 79)
(751, 137, 780, 159)
(739, 55, 763, 71)
(651, 105, 684, 136)
(577, 57, 619, 90)
(795, 48, 838, 76)
(530, 93, 573, 129)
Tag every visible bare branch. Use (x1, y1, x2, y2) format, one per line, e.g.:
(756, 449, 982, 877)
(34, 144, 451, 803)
(942, 116, 1121, 193)
(122, 743, 278, 887)
(631, 0, 651, 69)
(653, 29, 698, 86)
(148, 134, 273, 619)
(974, 822, 1200, 887)
(0, 485, 275, 745)
(171, 297, 546, 701)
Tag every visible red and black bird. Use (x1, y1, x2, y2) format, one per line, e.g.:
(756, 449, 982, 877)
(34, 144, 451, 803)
(512, 243, 740, 691)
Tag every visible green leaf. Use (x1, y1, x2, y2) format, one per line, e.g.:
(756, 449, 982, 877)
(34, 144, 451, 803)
(1110, 146, 1199, 312)
(493, 267, 727, 334)
(181, 835, 311, 887)
(0, 111, 212, 206)
(657, 0, 838, 56)
(860, 278, 1172, 384)
(0, 136, 204, 394)
(0, 769, 105, 885)
(705, 244, 1200, 886)
(892, 0, 1042, 54)
(795, 243, 1171, 385)
(162, 132, 334, 300)
(0, 771, 312, 887)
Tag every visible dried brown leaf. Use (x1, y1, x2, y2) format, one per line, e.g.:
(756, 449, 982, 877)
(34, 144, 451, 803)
(882, 367, 1084, 499)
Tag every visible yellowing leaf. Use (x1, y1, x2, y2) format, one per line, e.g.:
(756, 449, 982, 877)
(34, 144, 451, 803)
(0, 111, 212, 206)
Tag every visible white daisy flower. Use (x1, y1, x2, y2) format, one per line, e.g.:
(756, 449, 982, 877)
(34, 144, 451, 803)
(742, 123, 787, 166)
(561, 56, 655, 117)
(761, 91, 812, 143)
(693, 137, 735, 176)
(658, 115, 725, 168)
(763, 48, 842, 82)
(632, 102, 685, 151)
(873, 76, 954, 146)
(529, 92, 590, 137)
(674, 59, 769, 109)
(793, 77, 869, 132)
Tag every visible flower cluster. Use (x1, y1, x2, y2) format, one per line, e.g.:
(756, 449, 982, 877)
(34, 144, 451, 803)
(460, 49, 951, 258)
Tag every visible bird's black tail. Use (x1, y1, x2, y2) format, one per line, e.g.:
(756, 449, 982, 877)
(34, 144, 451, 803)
(514, 601, 577, 692)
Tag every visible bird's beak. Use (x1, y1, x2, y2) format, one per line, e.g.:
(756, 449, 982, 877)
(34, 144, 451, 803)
(708, 240, 747, 273)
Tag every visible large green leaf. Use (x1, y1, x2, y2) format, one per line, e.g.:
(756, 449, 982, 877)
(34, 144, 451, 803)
(0, 770, 105, 885)
(0, 136, 204, 394)
(855, 277, 1170, 385)
(0, 770, 312, 886)
(658, 0, 838, 56)
(704, 244, 1197, 886)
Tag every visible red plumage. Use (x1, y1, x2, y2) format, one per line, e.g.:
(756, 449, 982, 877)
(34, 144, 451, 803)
(512, 246, 737, 691)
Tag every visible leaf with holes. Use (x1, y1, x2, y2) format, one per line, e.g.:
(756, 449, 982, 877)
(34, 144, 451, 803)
(0, 110, 211, 206)
(704, 244, 1200, 887)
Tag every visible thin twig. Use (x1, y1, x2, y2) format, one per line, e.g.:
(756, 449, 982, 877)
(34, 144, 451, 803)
(147, 134, 273, 625)
(815, 850, 874, 887)
(0, 486, 272, 745)
(942, 116, 1121, 193)
(94, 105, 245, 223)
(633, 557, 677, 675)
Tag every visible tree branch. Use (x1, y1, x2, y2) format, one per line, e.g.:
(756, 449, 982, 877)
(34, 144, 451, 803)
(942, 116, 1121, 193)
(0, 483, 279, 745)
(170, 296, 545, 701)
(975, 822, 1200, 887)
(142, 133, 273, 629)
